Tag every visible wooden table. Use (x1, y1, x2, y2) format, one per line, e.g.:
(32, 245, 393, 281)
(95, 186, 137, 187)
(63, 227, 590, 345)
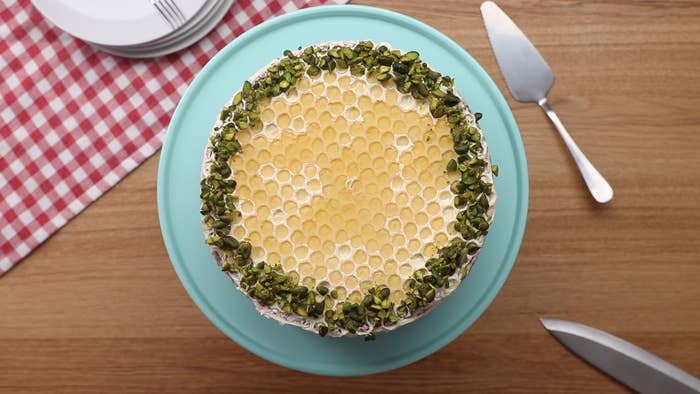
(2, 1, 700, 392)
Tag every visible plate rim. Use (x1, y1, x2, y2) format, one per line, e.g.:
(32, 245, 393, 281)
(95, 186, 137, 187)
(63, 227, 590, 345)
(91, 0, 233, 59)
(31, 0, 207, 47)
(157, 4, 529, 376)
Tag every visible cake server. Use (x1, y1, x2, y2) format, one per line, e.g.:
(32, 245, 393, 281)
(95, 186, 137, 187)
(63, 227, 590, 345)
(541, 318, 700, 393)
(480, 1, 613, 203)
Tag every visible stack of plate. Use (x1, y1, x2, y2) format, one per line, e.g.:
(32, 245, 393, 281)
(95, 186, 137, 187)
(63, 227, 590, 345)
(32, 0, 234, 58)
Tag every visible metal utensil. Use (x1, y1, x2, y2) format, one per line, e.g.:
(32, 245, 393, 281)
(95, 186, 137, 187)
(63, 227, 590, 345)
(480, 1, 613, 203)
(152, 0, 186, 29)
(541, 318, 700, 393)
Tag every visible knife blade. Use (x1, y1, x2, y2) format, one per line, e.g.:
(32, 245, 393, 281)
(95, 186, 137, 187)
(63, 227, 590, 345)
(480, 1, 614, 204)
(541, 318, 700, 394)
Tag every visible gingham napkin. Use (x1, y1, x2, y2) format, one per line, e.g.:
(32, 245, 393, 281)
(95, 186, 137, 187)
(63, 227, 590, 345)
(0, 0, 347, 276)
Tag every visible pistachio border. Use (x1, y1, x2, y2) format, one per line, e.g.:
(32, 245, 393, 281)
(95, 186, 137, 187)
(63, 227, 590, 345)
(200, 41, 496, 341)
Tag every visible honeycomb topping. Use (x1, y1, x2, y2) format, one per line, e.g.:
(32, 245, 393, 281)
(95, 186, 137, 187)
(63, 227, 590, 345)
(229, 73, 460, 304)
(201, 41, 496, 339)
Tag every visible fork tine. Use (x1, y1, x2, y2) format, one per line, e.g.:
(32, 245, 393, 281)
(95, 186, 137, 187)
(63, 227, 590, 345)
(151, 0, 176, 29)
(163, 0, 186, 26)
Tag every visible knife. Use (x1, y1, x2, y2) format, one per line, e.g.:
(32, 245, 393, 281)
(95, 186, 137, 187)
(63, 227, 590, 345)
(480, 1, 613, 204)
(540, 318, 700, 393)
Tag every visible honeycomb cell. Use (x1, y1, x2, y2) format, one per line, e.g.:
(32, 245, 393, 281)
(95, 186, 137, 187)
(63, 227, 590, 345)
(323, 71, 337, 83)
(283, 200, 297, 215)
(435, 232, 448, 246)
(300, 92, 314, 106)
(384, 260, 397, 274)
(408, 125, 422, 140)
(392, 234, 406, 248)
(399, 207, 413, 223)
(299, 262, 312, 276)
(275, 224, 288, 239)
(423, 243, 438, 257)
(390, 290, 404, 304)
(233, 226, 246, 239)
(240, 200, 254, 214)
(380, 187, 394, 202)
(350, 79, 366, 93)
(299, 205, 312, 218)
(385, 203, 399, 217)
(385, 90, 398, 105)
(327, 86, 341, 101)
(292, 174, 305, 187)
(252, 246, 264, 260)
(283, 256, 296, 270)
(329, 270, 343, 285)
(335, 229, 349, 243)
(296, 189, 309, 202)
(411, 196, 425, 211)
(277, 113, 291, 129)
(361, 140, 380, 157)
(292, 117, 305, 131)
(396, 192, 409, 206)
(404, 222, 418, 237)
(381, 131, 396, 147)
(311, 82, 324, 95)
(427, 202, 440, 215)
(388, 218, 401, 232)
(360, 280, 374, 293)
(387, 274, 402, 290)
(327, 256, 340, 269)
(330, 102, 344, 115)
(338, 132, 351, 145)
(264, 181, 278, 195)
(302, 276, 316, 289)
(337, 76, 351, 88)
(315, 97, 328, 112)
(342, 90, 356, 105)
(280, 240, 292, 255)
(411, 141, 425, 156)
(319, 111, 332, 128)
(346, 276, 359, 291)
(341, 260, 355, 275)
(261, 108, 275, 122)
(348, 290, 362, 304)
(291, 232, 307, 248)
(380, 244, 393, 258)
(268, 252, 281, 265)
(308, 179, 321, 192)
(372, 271, 385, 283)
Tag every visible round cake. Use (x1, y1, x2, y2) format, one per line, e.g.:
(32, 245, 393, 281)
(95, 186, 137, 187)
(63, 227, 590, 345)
(200, 41, 497, 340)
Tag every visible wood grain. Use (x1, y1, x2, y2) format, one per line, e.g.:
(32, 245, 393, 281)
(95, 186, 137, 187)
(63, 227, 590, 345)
(2, 1, 700, 392)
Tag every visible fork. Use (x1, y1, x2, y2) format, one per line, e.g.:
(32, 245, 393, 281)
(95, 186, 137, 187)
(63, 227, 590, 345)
(151, 0, 186, 29)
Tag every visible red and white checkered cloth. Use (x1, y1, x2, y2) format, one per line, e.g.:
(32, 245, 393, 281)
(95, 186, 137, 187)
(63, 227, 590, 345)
(0, 0, 347, 276)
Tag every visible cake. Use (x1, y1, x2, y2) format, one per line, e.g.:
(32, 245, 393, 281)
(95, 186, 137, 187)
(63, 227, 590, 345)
(200, 41, 496, 340)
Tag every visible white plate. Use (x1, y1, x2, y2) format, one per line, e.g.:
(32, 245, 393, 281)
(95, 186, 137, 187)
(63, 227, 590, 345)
(91, 0, 233, 58)
(32, 0, 207, 47)
(118, 0, 222, 50)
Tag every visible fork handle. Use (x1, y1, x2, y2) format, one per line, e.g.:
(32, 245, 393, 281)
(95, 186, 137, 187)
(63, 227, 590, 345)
(537, 98, 613, 203)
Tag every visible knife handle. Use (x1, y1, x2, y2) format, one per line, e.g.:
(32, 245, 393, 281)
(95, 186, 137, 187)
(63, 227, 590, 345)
(537, 98, 614, 203)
